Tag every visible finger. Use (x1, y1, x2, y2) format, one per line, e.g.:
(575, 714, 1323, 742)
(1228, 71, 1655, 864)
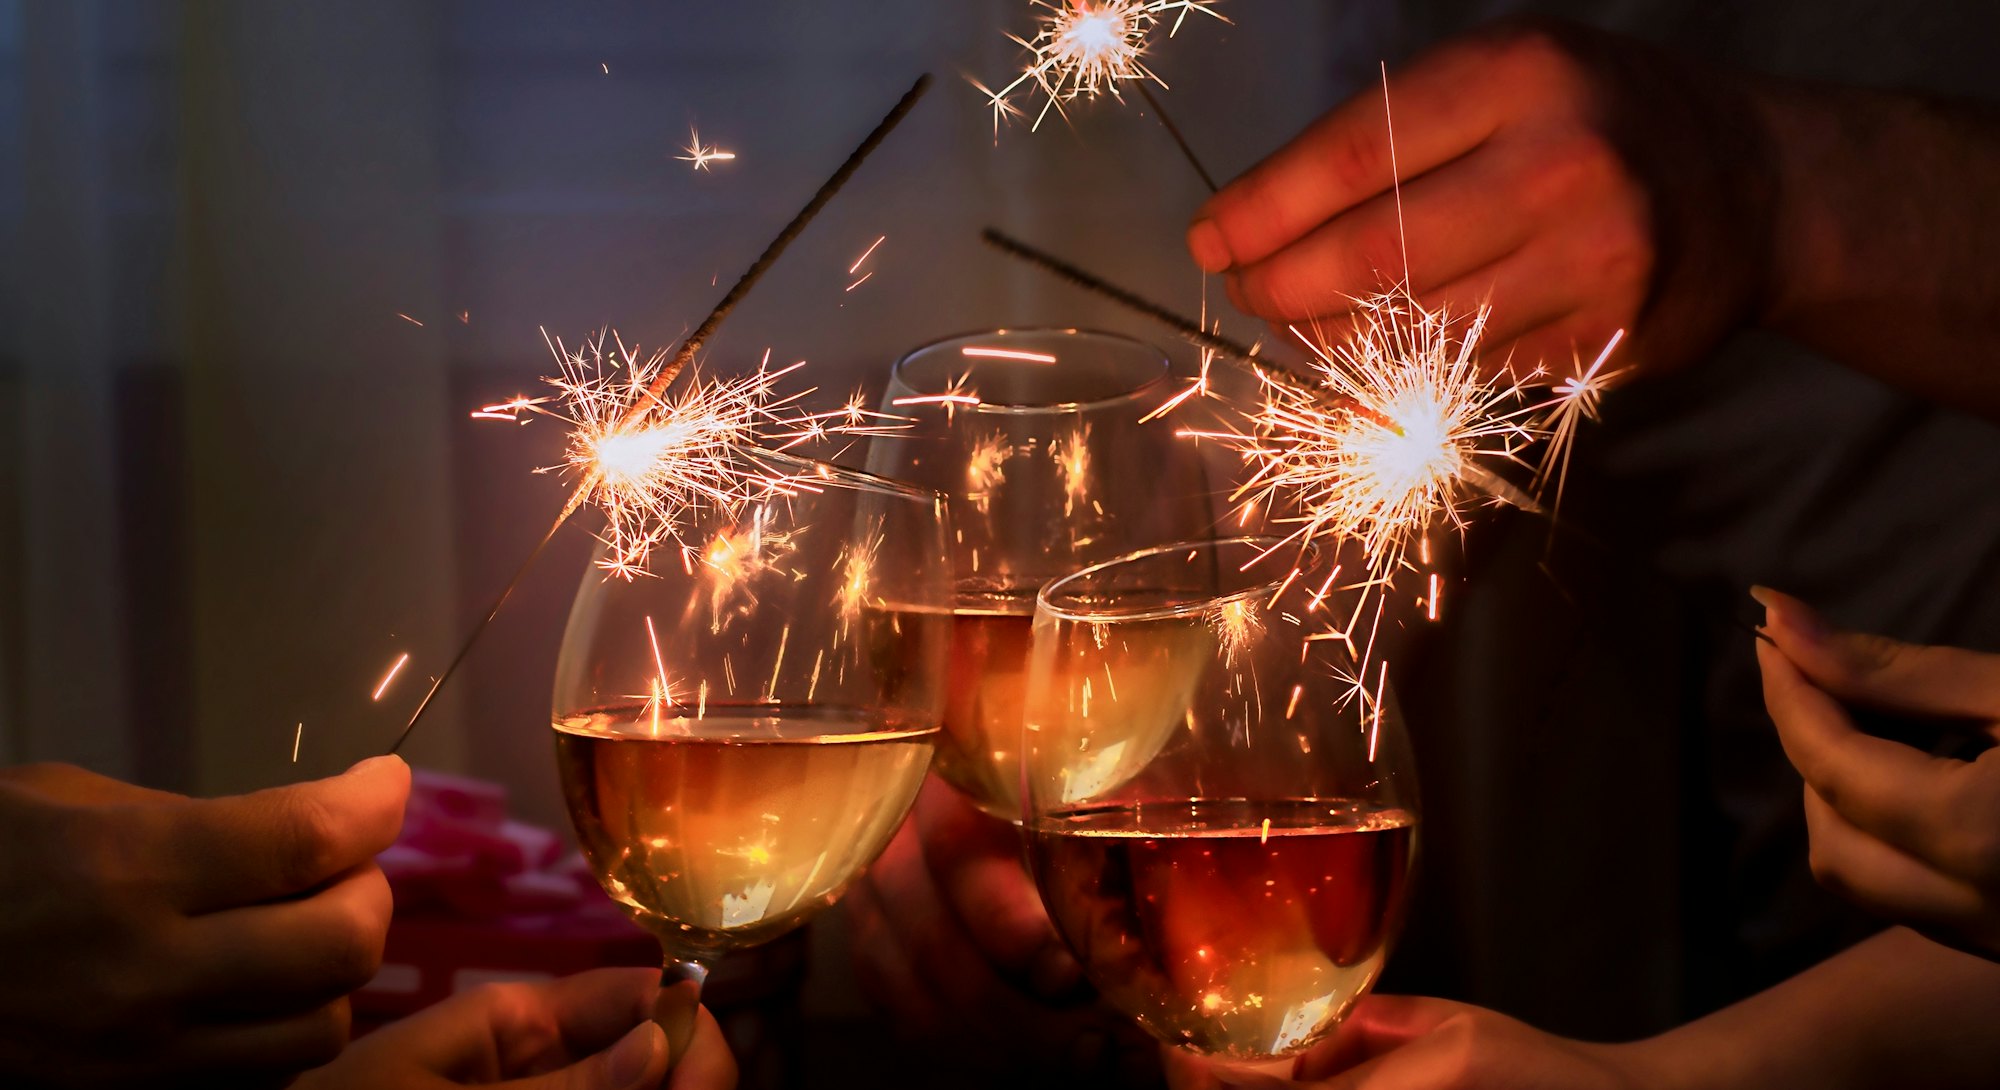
(2, 762, 184, 805)
(1411, 247, 1576, 350)
(1312, 1030, 1471, 1090)
(161, 755, 411, 912)
(1190, 39, 1519, 272)
(1754, 587, 2000, 720)
(488, 1021, 669, 1090)
(179, 863, 392, 1014)
(1292, 995, 1471, 1081)
(1757, 639, 1985, 873)
(1801, 787, 1987, 930)
(912, 779, 1078, 996)
(668, 1006, 738, 1090)
(1222, 146, 1537, 323)
(169, 997, 352, 1079)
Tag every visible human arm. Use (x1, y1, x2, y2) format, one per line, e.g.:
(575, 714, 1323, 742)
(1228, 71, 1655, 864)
(1164, 928, 2000, 1090)
(1189, 18, 2000, 417)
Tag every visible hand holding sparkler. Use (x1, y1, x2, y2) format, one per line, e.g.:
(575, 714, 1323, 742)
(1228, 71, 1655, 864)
(1184, 19, 1771, 378)
(0, 757, 409, 1087)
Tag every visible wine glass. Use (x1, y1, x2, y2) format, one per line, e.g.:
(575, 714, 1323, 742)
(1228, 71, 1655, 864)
(1021, 537, 1420, 1064)
(868, 328, 1216, 820)
(550, 446, 952, 1057)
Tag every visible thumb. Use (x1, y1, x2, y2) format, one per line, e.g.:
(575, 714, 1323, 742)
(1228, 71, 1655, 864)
(163, 754, 411, 912)
(1751, 587, 2000, 720)
(495, 1021, 668, 1090)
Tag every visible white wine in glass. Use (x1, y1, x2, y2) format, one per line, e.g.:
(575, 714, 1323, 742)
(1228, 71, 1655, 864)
(551, 448, 952, 1059)
(871, 329, 1215, 820)
(1024, 538, 1420, 1063)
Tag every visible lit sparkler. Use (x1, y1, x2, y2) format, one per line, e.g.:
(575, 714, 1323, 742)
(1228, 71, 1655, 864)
(384, 75, 934, 756)
(481, 330, 902, 579)
(977, 0, 1229, 136)
(1199, 291, 1540, 581)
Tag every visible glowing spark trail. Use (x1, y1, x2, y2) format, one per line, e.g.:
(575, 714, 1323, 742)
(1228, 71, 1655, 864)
(372, 653, 410, 702)
(848, 234, 886, 275)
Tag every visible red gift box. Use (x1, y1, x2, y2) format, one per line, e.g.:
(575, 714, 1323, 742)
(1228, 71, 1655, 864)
(354, 900, 662, 1033)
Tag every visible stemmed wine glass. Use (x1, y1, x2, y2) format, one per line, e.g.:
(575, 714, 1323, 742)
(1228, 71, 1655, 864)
(1022, 537, 1420, 1064)
(550, 446, 953, 1057)
(868, 328, 1215, 820)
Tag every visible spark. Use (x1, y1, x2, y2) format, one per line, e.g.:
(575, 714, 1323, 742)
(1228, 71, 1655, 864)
(678, 126, 737, 171)
(1425, 572, 1440, 621)
(848, 234, 886, 275)
(976, 0, 1230, 135)
(1260, 817, 1271, 844)
(961, 345, 1059, 364)
(475, 330, 901, 577)
(845, 271, 874, 292)
(1533, 328, 1627, 517)
(1191, 290, 1537, 585)
(292, 722, 303, 763)
(397, 313, 424, 327)
(372, 652, 410, 701)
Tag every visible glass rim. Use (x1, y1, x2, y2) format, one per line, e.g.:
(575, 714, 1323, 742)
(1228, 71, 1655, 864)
(741, 445, 946, 506)
(889, 327, 1171, 417)
(1036, 536, 1299, 624)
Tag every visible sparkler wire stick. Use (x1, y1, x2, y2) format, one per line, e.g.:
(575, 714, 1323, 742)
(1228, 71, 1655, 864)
(386, 74, 935, 755)
(644, 73, 933, 410)
(1136, 82, 1217, 192)
(982, 227, 1264, 374)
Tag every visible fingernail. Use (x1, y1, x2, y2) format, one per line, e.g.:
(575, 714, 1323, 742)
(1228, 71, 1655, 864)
(1750, 586, 1826, 642)
(1029, 942, 1083, 998)
(1188, 218, 1231, 272)
(345, 755, 404, 776)
(606, 1021, 665, 1087)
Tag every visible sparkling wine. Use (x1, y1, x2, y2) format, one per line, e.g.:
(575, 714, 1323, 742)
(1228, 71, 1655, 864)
(1028, 799, 1416, 1060)
(555, 706, 936, 957)
(933, 593, 1037, 818)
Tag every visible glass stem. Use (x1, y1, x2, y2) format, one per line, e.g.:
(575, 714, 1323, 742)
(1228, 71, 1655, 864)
(655, 957, 711, 1065)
